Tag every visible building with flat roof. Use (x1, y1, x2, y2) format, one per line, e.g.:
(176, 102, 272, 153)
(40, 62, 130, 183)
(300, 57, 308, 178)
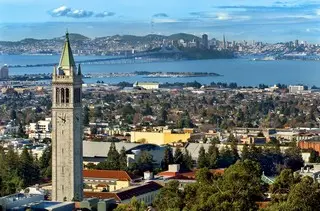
(133, 82, 159, 90)
(84, 181, 162, 205)
(130, 129, 191, 145)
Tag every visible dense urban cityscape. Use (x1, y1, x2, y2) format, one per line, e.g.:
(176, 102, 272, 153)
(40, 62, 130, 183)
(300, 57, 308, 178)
(1, 33, 320, 61)
(1, 0, 320, 210)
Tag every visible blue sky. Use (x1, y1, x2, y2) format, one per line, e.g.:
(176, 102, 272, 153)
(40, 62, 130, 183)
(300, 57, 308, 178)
(0, 0, 320, 42)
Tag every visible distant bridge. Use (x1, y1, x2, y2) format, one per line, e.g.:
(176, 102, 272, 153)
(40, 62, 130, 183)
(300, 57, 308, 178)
(8, 51, 183, 68)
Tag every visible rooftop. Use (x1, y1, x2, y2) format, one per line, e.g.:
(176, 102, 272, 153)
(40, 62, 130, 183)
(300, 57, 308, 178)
(84, 181, 162, 201)
(83, 169, 140, 181)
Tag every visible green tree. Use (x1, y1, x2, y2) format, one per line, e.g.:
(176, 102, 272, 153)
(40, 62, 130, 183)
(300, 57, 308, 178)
(173, 147, 184, 165)
(207, 143, 219, 169)
(119, 147, 127, 171)
(154, 180, 184, 211)
(270, 169, 301, 203)
(97, 142, 120, 170)
(143, 102, 153, 116)
(309, 149, 320, 163)
(114, 196, 147, 211)
(161, 147, 174, 170)
(18, 148, 40, 188)
(39, 146, 52, 179)
(182, 149, 193, 170)
(283, 146, 304, 172)
(197, 146, 208, 168)
(129, 151, 154, 175)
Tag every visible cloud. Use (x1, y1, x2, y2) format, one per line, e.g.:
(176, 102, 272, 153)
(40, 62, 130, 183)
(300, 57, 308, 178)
(49, 6, 93, 18)
(189, 11, 250, 21)
(153, 13, 169, 18)
(152, 18, 179, 23)
(49, 6, 115, 18)
(95, 11, 116, 17)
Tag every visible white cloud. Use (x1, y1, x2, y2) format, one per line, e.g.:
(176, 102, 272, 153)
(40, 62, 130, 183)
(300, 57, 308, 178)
(49, 6, 114, 18)
(152, 18, 179, 23)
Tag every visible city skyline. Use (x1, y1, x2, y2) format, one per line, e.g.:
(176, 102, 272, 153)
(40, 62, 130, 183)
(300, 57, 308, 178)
(0, 0, 320, 42)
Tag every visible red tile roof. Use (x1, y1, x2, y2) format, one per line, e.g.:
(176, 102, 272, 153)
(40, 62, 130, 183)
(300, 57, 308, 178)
(157, 168, 225, 180)
(84, 181, 163, 202)
(83, 170, 138, 181)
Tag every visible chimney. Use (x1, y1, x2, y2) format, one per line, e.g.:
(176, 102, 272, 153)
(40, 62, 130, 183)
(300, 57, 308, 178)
(168, 164, 180, 173)
(144, 171, 154, 180)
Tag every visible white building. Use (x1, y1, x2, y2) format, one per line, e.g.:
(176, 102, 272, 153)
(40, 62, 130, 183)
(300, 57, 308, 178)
(133, 82, 159, 90)
(289, 85, 305, 94)
(0, 121, 19, 135)
(26, 118, 52, 140)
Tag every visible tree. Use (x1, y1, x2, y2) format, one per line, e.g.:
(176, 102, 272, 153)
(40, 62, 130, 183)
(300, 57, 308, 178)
(119, 147, 127, 171)
(173, 147, 184, 165)
(286, 177, 320, 210)
(182, 149, 193, 170)
(39, 146, 52, 179)
(241, 144, 250, 160)
(18, 148, 40, 188)
(114, 196, 147, 211)
(270, 169, 300, 203)
(142, 102, 153, 116)
(198, 146, 208, 168)
(97, 142, 120, 170)
(154, 180, 184, 211)
(161, 147, 174, 170)
(283, 146, 304, 172)
(10, 109, 17, 120)
(129, 151, 154, 175)
(207, 143, 219, 169)
(309, 149, 320, 163)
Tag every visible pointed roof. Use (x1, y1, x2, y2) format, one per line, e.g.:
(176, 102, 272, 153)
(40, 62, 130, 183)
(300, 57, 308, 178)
(59, 32, 76, 69)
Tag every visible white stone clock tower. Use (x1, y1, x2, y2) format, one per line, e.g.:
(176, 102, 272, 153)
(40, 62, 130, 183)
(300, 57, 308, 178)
(51, 32, 83, 202)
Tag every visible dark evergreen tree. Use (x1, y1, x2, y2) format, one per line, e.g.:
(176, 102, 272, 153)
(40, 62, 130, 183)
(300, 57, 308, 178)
(197, 146, 208, 168)
(119, 147, 127, 170)
(173, 147, 184, 165)
(182, 149, 193, 170)
(18, 148, 40, 188)
(161, 147, 174, 170)
(207, 143, 219, 169)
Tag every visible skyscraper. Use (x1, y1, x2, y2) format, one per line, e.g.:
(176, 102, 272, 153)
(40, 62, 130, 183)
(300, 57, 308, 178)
(202, 34, 208, 49)
(0, 65, 9, 79)
(223, 34, 226, 49)
(51, 32, 83, 202)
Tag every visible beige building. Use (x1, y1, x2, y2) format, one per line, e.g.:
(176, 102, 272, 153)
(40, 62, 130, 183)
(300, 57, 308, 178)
(133, 82, 159, 90)
(51, 32, 83, 202)
(83, 170, 141, 192)
(130, 129, 191, 145)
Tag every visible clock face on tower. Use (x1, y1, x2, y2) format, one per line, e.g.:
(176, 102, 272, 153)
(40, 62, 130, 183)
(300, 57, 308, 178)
(58, 113, 67, 124)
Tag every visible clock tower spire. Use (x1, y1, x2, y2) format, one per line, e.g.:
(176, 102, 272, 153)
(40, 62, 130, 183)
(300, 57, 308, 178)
(52, 32, 83, 202)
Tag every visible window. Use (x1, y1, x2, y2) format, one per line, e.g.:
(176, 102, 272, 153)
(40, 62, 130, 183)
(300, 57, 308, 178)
(61, 88, 65, 103)
(56, 88, 60, 104)
(66, 88, 69, 103)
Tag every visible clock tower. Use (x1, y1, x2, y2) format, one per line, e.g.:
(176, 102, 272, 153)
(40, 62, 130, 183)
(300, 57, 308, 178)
(52, 32, 83, 201)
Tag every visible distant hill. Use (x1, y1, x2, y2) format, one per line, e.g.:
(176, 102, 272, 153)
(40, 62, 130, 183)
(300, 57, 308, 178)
(54, 33, 90, 41)
(2, 33, 201, 43)
(94, 33, 200, 42)
(168, 33, 200, 41)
